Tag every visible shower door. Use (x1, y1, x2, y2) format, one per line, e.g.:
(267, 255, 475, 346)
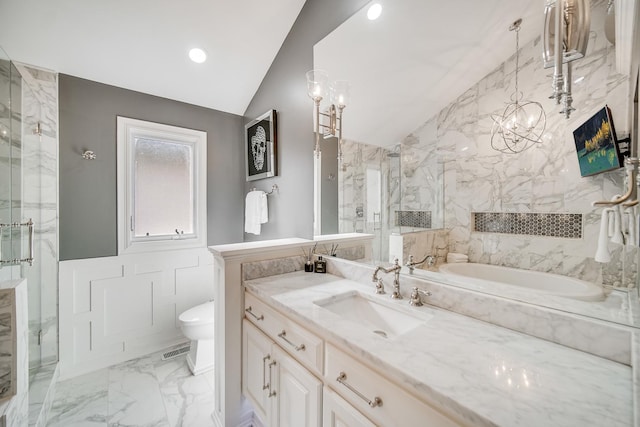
(339, 142, 399, 262)
(0, 52, 56, 371)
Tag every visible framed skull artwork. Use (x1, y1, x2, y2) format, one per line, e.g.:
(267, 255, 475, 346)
(245, 110, 277, 181)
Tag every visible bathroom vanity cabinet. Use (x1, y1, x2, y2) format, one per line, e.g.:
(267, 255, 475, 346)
(243, 320, 322, 426)
(242, 270, 635, 427)
(243, 292, 324, 426)
(243, 289, 462, 427)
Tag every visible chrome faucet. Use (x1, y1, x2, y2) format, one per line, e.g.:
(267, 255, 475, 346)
(372, 258, 402, 298)
(405, 254, 436, 273)
(409, 287, 432, 307)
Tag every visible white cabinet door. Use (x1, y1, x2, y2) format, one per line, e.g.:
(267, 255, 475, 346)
(272, 346, 322, 427)
(322, 388, 375, 427)
(243, 320, 274, 424)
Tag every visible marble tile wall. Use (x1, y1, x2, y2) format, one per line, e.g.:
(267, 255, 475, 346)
(0, 279, 29, 427)
(341, 0, 636, 287)
(339, 141, 396, 261)
(389, 229, 449, 266)
(0, 288, 15, 401)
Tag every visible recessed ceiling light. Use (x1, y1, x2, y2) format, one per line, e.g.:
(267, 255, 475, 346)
(189, 48, 207, 64)
(367, 3, 382, 20)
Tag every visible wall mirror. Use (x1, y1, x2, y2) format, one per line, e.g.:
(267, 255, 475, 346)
(313, 0, 640, 328)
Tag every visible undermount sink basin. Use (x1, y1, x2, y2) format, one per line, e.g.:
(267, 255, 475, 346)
(314, 291, 431, 339)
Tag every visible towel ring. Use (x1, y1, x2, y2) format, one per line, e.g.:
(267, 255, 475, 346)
(251, 184, 278, 195)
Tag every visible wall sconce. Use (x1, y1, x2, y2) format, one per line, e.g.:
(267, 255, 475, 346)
(306, 69, 349, 163)
(543, 0, 591, 119)
(82, 150, 97, 160)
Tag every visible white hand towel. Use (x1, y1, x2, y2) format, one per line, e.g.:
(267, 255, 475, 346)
(245, 190, 268, 235)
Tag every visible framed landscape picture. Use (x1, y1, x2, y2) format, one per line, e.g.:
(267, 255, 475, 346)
(573, 106, 622, 177)
(245, 110, 277, 181)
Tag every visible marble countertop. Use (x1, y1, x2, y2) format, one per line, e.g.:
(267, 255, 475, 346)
(244, 271, 635, 427)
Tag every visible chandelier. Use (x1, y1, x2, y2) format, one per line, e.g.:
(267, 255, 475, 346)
(491, 19, 546, 154)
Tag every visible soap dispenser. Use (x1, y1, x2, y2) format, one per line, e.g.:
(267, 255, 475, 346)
(314, 256, 326, 273)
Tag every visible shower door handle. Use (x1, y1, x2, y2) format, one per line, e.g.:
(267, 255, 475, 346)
(0, 219, 34, 266)
(26, 218, 34, 266)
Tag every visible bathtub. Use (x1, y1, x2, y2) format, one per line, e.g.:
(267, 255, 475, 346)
(437, 262, 604, 302)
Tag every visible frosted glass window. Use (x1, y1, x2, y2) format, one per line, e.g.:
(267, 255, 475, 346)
(117, 117, 207, 254)
(133, 138, 194, 238)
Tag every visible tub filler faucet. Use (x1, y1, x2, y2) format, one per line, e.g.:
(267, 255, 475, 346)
(405, 254, 435, 273)
(372, 258, 403, 299)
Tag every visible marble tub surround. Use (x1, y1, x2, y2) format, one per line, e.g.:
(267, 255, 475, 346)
(244, 271, 635, 427)
(396, 229, 640, 328)
(327, 256, 633, 365)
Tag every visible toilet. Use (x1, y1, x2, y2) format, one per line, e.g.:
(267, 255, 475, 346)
(179, 300, 215, 375)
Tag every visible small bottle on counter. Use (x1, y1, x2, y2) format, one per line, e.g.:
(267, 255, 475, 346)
(304, 260, 314, 272)
(314, 256, 326, 273)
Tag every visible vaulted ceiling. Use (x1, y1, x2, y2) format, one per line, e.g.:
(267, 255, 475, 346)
(0, 0, 307, 115)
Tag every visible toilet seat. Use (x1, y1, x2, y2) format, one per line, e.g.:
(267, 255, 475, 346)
(179, 301, 214, 326)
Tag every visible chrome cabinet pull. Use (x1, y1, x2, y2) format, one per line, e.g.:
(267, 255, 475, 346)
(245, 306, 264, 321)
(336, 372, 382, 408)
(262, 355, 270, 390)
(277, 330, 305, 351)
(268, 360, 277, 397)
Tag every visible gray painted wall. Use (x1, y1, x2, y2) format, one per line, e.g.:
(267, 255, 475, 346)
(59, 74, 245, 261)
(243, 0, 369, 241)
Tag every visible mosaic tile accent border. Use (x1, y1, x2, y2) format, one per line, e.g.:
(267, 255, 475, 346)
(472, 212, 583, 239)
(395, 211, 432, 229)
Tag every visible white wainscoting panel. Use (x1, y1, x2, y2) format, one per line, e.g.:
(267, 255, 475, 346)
(59, 248, 214, 380)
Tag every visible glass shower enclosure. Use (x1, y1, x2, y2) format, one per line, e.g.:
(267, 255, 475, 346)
(0, 47, 58, 380)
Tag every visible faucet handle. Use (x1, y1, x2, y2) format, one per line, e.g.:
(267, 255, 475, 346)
(405, 255, 415, 269)
(409, 287, 432, 307)
(409, 288, 423, 306)
(375, 278, 386, 295)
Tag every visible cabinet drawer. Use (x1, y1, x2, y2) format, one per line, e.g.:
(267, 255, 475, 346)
(245, 292, 323, 376)
(325, 344, 462, 427)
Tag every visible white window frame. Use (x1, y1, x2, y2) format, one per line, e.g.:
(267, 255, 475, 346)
(116, 116, 207, 254)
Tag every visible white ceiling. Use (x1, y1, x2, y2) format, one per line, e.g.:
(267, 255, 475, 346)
(314, 0, 546, 147)
(0, 0, 307, 115)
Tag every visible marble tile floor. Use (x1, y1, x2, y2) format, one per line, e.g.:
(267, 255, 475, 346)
(29, 363, 59, 427)
(47, 344, 215, 427)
